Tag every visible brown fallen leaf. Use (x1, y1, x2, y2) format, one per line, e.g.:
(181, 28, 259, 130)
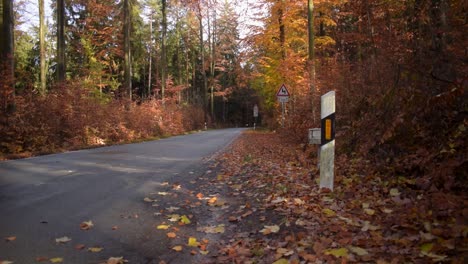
(35, 256, 49, 262)
(167, 232, 176, 238)
(5, 236, 16, 242)
(75, 244, 86, 250)
(112, 226, 118, 230)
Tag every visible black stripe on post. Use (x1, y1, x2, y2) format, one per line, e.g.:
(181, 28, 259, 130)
(320, 113, 335, 146)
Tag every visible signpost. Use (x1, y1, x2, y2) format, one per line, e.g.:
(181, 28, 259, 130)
(253, 104, 259, 130)
(308, 91, 336, 191)
(276, 84, 290, 127)
(320, 91, 335, 190)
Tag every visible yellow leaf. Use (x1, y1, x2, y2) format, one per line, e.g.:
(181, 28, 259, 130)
(188, 237, 199, 247)
(364, 209, 375, 215)
(88, 247, 103, 252)
(50, 258, 63, 263)
(273, 259, 289, 264)
(157, 225, 170, 230)
(389, 188, 400, 196)
(172, 245, 183, 252)
(322, 208, 336, 217)
(349, 246, 369, 256)
(420, 243, 433, 253)
(324, 247, 348, 257)
(200, 250, 209, 255)
(180, 215, 191, 225)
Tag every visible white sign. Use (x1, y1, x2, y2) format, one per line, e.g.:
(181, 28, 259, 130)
(253, 104, 259, 117)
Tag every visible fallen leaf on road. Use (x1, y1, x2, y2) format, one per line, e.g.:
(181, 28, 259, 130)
(167, 232, 176, 238)
(0, 261, 14, 264)
(88, 247, 103, 252)
(75, 244, 86, 250)
(207, 197, 217, 204)
(5, 236, 16, 242)
(55, 236, 71, 243)
(260, 225, 280, 235)
(180, 215, 191, 225)
(112, 226, 118, 230)
(35, 256, 48, 262)
(196, 193, 204, 199)
(143, 197, 155, 202)
(80, 220, 94, 230)
(166, 206, 180, 212)
(158, 192, 169, 196)
(188, 237, 199, 247)
(172, 245, 183, 252)
(50, 257, 63, 263)
(197, 225, 225, 234)
(157, 224, 170, 230)
(167, 214, 180, 222)
(106, 257, 127, 264)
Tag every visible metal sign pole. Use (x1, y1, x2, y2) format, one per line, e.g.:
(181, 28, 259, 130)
(281, 101, 285, 128)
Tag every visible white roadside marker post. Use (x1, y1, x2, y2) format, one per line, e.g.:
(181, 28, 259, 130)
(319, 91, 335, 190)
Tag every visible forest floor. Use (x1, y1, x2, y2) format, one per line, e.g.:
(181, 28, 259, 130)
(172, 130, 467, 263)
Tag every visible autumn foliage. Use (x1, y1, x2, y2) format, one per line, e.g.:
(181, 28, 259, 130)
(0, 83, 204, 159)
(246, 0, 467, 193)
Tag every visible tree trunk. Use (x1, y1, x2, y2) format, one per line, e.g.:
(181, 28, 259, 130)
(307, 0, 315, 116)
(148, 12, 153, 98)
(39, 0, 46, 95)
(57, 0, 66, 82)
(123, 0, 132, 100)
(161, 0, 167, 102)
(277, 0, 285, 60)
(197, 3, 207, 111)
(0, 0, 15, 112)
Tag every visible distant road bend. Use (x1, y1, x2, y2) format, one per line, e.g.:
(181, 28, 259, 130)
(0, 128, 244, 263)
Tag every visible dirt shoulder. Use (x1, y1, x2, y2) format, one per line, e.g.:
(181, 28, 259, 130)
(195, 131, 467, 263)
(140, 130, 466, 263)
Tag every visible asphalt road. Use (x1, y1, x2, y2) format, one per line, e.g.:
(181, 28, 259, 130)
(0, 128, 244, 263)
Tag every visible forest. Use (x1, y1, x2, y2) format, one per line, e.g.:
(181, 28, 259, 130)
(0, 0, 466, 262)
(0, 1, 466, 189)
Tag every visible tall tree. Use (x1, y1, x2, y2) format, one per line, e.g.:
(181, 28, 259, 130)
(307, 0, 315, 114)
(124, 0, 132, 100)
(160, 0, 167, 101)
(39, 0, 46, 94)
(0, 0, 15, 112)
(56, 0, 65, 82)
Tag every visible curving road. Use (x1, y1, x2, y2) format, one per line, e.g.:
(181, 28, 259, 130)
(0, 128, 244, 263)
